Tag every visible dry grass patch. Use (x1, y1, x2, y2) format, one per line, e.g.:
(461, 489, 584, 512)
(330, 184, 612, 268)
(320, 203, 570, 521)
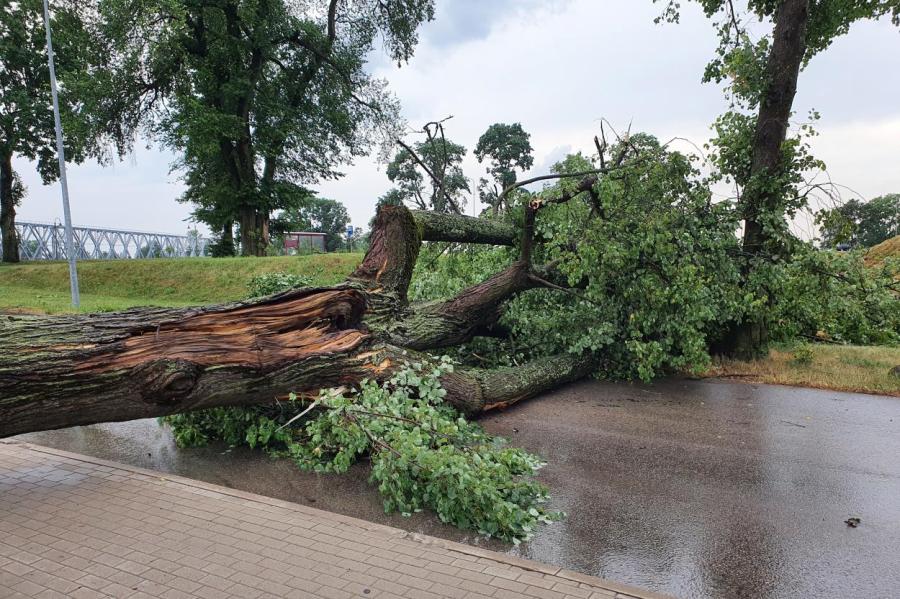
(865, 234, 900, 268)
(706, 344, 900, 396)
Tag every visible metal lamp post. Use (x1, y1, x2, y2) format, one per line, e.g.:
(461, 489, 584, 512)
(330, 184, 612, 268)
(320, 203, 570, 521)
(41, 0, 80, 307)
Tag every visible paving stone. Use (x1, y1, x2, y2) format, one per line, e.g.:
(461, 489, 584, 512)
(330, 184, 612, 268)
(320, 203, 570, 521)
(0, 442, 663, 599)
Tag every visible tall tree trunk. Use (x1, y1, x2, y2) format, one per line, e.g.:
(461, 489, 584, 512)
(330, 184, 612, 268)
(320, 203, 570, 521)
(211, 220, 235, 257)
(725, 0, 809, 358)
(239, 207, 269, 257)
(222, 220, 234, 253)
(0, 206, 596, 438)
(0, 151, 20, 263)
(218, 132, 268, 257)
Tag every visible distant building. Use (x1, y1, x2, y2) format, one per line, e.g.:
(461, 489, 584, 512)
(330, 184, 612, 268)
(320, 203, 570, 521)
(283, 232, 326, 254)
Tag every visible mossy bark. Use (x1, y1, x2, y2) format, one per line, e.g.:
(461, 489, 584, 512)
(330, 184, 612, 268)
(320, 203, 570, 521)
(411, 210, 516, 246)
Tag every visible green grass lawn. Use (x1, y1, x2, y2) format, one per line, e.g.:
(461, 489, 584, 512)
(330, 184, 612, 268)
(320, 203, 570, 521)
(0, 254, 362, 314)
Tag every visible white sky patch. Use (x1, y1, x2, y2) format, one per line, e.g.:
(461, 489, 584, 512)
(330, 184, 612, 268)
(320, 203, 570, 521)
(14, 0, 900, 237)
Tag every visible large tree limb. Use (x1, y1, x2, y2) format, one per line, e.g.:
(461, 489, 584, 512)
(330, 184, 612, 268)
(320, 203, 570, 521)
(0, 288, 375, 437)
(444, 353, 599, 415)
(387, 261, 535, 350)
(412, 210, 516, 246)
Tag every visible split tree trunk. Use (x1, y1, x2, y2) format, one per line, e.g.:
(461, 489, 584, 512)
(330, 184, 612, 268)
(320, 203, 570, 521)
(0, 205, 595, 438)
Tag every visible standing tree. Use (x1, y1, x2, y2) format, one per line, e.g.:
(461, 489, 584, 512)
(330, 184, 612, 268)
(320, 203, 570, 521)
(474, 122, 534, 215)
(818, 194, 900, 248)
(657, 0, 900, 357)
(0, 0, 100, 263)
(94, 0, 435, 256)
(386, 120, 469, 213)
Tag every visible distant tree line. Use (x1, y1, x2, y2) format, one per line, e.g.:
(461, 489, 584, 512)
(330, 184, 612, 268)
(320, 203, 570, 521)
(818, 194, 899, 249)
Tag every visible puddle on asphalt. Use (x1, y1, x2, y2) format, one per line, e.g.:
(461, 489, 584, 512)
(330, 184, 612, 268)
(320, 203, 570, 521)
(16, 379, 900, 599)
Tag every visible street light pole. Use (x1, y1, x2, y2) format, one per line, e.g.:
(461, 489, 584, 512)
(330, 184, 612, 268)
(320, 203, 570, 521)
(41, 0, 80, 308)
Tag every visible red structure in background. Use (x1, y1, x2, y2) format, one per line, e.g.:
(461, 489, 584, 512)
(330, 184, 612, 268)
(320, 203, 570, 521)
(283, 232, 326, 253)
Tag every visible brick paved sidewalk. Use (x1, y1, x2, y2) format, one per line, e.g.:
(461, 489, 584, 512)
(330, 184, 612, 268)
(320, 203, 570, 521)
(0, 441, 668, 599)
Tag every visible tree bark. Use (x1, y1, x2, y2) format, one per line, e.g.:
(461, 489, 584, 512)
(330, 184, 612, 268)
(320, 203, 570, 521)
(387, 261, 535, 350)
(411, 210, 516, 246)
(725, 0, 809, 358)
(1, 151, 20, 263)
(0, 288, 371, 436)
(239, 207, 270, 257)
(441, 353, 599, 414)
(0, 205, 594, 437)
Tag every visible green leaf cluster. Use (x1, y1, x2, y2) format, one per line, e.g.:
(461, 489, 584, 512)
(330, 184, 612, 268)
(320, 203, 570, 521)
(474, 123, 535, 215)
(769, 247, 899, 345)
(161, 404, 294, 449)
(162, 358, 561, 543)
(246, 271, 313, 297)
(524, 144, 742, 379)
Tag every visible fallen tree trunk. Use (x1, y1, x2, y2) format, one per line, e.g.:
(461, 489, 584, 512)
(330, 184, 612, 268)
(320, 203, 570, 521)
(0, 288, 374, 435)
(0, 205, 596, 438)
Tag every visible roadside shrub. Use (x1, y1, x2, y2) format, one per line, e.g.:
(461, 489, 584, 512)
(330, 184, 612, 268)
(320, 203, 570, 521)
(247, 272, 313, 297)
(791, 343, 814, 366)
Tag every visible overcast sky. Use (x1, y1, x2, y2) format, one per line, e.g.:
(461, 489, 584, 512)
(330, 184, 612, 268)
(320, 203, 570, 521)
(15, 0, 900, 237)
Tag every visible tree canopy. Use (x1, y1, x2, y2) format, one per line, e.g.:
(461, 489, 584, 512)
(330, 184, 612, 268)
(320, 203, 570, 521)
(656, 0, 900, 356)
(93, 0, 435, 255)
(474, 122, 534, 215)
(386, 133, 469, 213)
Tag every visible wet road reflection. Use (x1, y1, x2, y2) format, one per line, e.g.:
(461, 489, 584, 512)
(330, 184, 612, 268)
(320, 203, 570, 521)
(17, 379, 900, 598)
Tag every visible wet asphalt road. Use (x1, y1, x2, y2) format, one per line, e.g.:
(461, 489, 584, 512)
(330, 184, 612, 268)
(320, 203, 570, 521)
(16, 379, 900, 599)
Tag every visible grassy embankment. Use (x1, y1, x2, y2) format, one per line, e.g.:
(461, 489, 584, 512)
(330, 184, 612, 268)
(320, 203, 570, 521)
(864, 234, 900, 268)
(0, 253, 362, 314)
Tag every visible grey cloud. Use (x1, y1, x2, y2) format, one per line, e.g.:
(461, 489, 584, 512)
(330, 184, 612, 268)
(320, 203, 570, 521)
(422, 0, 571, 48)
(530, 145, 573, 179)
